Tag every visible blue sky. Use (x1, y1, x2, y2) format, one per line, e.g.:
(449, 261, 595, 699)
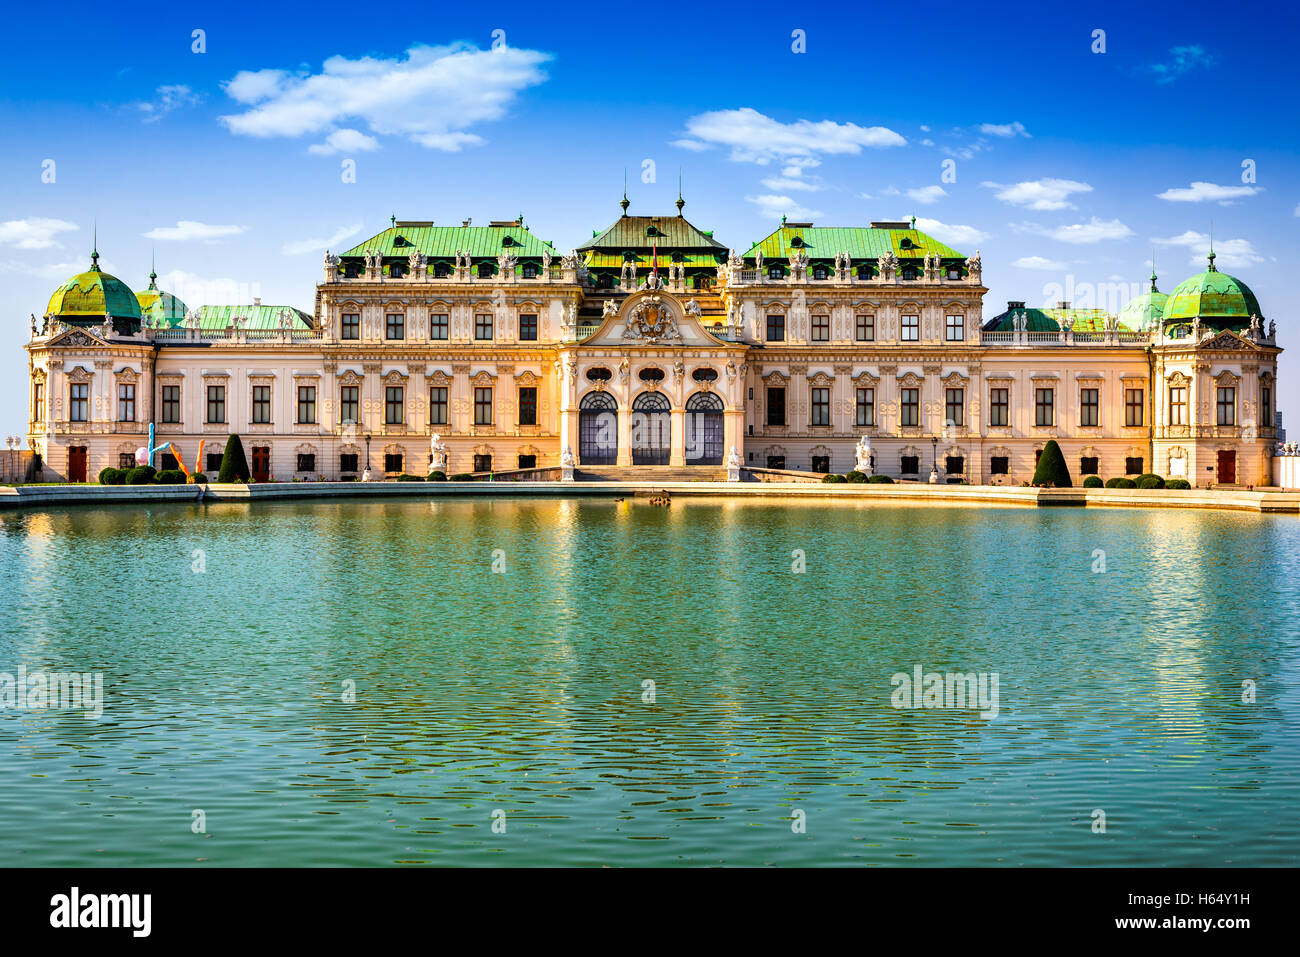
(3, 0, 1298, 437)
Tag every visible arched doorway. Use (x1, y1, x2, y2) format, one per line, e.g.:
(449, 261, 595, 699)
(631, 392, 670, 465)
(578, 391, 617, 465)
(685, 392, 724, 465)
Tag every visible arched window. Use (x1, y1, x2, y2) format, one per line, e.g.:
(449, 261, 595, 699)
(685, 392, 724, 465)
(579, 391, 617, 465)
(631, 392, 670, 465)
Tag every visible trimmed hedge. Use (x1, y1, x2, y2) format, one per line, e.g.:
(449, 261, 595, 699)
(98, 467, 125, 485)
(218, 434, 251, 483)
(1135, 473, 1165, 489)
(156, 469, 188, 484)
(1031, 439, 1072, 488)
(449, 472, 473, 481)
(845, 470, 868, 483)
(125, 465, 156, 485)
(867, 474, 894, 484)
(190, 472, 208, 484)
(821, 473, 847, 483)
(1105, 477, 1137, 489)
(427, 471, 447, 481)
(1082, 475, 1104, 488)
(395, 473, 425, 481)
(1166, 478, 1191, 490)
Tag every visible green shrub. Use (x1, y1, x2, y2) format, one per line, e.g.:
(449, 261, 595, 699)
(1105, 477, 1136, 489)
(1031, 440, 1072, 488)
(98, 467, 125, 485)
(427, 471, 447, 481)
(395, 473, 425, 482)
(1166, 478, 1191, 490)
(218, 435, 251, 482)
(846, 470, 868, 483)
(449, 472, 473, 481)
(867, 474, 894, 484)
(821, 473, 847, 483)
(190, 472, 208, 484)
(125, 465, 156, 485)
(1135, 473, 1165, 489)
(156, 469, 188, 484)
(1082, 475, 1104, 488)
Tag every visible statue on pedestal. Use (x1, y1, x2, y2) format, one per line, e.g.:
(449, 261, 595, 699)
(429, 432, 448, 472)
(726, 445, 741, 482)
(855, 436, 873, 476)
(560, 444, 576, 482)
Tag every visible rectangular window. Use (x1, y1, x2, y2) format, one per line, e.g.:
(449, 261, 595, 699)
(990, 456, 1009, 475)
(119, 452, 134, 469)
(339, 452, 359, 473)
(1034, 388, 1054, 427)
(946, 314, 964, 341)
(474, 386, 493, 425)
(855, 387, 875, 427)
(252, 385, 272, 424)
(339, 386, 359, 425)
(945, 455, 965, 474)
(386, 313, 405, 340)
(206, 452, 223, 473)
(519, 386, 537, 426)
(811, 387, 830, 426)
(475, 314, 493, 340)
(1080, 456, 1099, 475)
(856, 315, 875, 342)
(69, 383, 87, 422)
(811, 455, 830, 474)
(1262, 386, 1272, 426)
(161, 385, 180, 424)
(1080, 387, 1099, 427)
(1217, 386, 1235, 426)
(341, 313, 360, 340)
(989, 388, 1009, 427)
(296, 453, 316, 473)
(766, 455, 785, 470)
(117, 383, 135, 422)
(429, 313, 448, 340)
(901, 455, 919, 475)
(901, 388, 919, 427)
(384, 453, 403, 474)
(473, 454, 493, 473)
(945, 388, 964, 428)
(297, 385, 317, 424)
(518, 313, 538, 341)
(766, 387, 786, 426)
(428, 386, 447, 426)
(811, 315, 830, 342)
(33, 382, 44, 422)
(385, 386, 404, 425)
(901, 315, 919, 341)
(1169, 385, 1187, 426)
(1125, 456, 1144, 475)
(206, 384, 226, 424)
(766, 314, 785, 342)
(1125, 388, 1144, 427)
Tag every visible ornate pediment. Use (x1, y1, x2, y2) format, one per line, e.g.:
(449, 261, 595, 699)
(622, 293, 682, 343)
(65, 364, 93, 383)
(49, 329, 102, 349)
(338, 369, 363, 386)
(426, 370, 451, 387)
(1202, 331, 1253, 351)
(382, 369, 409, 385)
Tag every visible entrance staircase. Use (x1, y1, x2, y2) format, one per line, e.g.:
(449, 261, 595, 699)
(576, 465, 729, 482)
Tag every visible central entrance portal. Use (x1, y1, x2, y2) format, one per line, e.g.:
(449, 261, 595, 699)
(578, 391, 618, 465)
(631, 392, 670, 465)
(684, 392, 724, 465)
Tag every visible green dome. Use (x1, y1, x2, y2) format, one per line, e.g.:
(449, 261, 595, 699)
(135, 270, 188, 327)
(46, 251, 143, 325)
(1162, 253, 1262, 328)
(1118, 274, 1168, 333)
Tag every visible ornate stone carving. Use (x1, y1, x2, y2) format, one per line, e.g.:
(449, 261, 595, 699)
(621, 294, 682, 343)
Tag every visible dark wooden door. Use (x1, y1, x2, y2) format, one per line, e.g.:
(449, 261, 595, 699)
(67, 446, 87, 482)
(1217, 450, 1236, 484)
(251, 446, 270, 482)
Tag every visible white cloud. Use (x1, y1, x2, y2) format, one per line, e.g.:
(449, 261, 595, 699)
(906, 185, 946, 204)
(0, 259, 86, 278)
(1152, 230, 1265, 269)
(761, 176, 821, 192)
(911, 217, 988, 248)
(136, 84, 201, 122)
(306, 128, 380, 155)
(1017, 217, 1134, 244)
(1156, 181, 1260, 203)
(155, 269, 263, 308)
(978, 121, 1030, 138)
(1147, 45, 1216, 84)
(1012, 255, 1067, 271)
(144, 221, 247, 242)
(983, 178, 1092, 211)
(282, 223, 364, 255)
(919, 125, 931, 132)
(677, 107, 905, 164)
(669, 138, 710, 151)
(746, 194, 823, 221)
(220, 42, 551, 152)
(0, 218, 79, 250)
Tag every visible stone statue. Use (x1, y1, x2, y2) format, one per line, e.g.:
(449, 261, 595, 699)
(497, 252, 517, 276)
(684, 298, 702, 318)
(755, 249, 764, 271)
(542, 248, 552, 269)
(100, 315, 112, 338)
(30, 314, 38, 337)
(725, 359, 737, 380)
(673, 359, 685, 380)
(409, 250, 425, 274)
(429, 432, 448, 472)
(602, 298, 619, 319)
(617, 357, 630, 383)
(726, 444, 742, 482)
(560, 445, 575, 468)
(964, 249, 982, 282)
(855, 435, 874, 475)
(561, 249, 579, 271)
(1269, 319, 1276, 339)
(728, 249, 743, 268)
(1248, 314, 1262, 338)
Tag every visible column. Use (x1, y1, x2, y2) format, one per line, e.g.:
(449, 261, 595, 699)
(616, 407, 631, 466)
(669, 408, 685, 466)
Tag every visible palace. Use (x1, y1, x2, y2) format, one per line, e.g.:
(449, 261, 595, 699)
(21, 199, 1281, 486)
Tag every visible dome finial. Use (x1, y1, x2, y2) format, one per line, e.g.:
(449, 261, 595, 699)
(149, 247, 157, 288)
(676, 170, 685, 215)
(620, 170, 629, 216)
(90, 221, 100, 271)
(1149, 248, 1158, 292)
(1207, 223, 1217, 271)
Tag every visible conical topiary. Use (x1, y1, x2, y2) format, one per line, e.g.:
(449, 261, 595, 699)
(1031, 439, 1072, 488)
(218, 434, 250, 482)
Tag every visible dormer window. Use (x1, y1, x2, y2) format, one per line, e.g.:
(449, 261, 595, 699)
(899, 237, 915, 250)
(767, 265, 784, 279)
(812, 264, 829, 280)
(434, 262, 451, 278)
(946, 266, 962, 280)
(522, 262, 537, 278)
(477, 262, 494, 278)
(857, 264, 872, 280)
(646, 226, 662, 237)
(502, 236, 517, 247)
(902, 266, 918, 280)
(389, 263, 405, 278)
(790, 236, 805, 248)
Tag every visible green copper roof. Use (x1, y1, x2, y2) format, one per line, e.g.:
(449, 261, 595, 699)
(743, 225, 964, 262)
(339, 223, 556, 260)
(191, 304, 313, 331)
(578, 214, 727, 254)
(1162, 264, 1262, 323)
(46, 257, 142, 321)
(584, 251, 723, 269)
(136, 275, 189, 326)
(1117, 287, 1168, 333)
(987, 307, 1128, 334)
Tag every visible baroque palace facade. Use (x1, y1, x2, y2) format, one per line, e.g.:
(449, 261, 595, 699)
(22, 200, 1282, 486)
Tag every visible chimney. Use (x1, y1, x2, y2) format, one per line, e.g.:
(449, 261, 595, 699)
(1056, 300, 1071, 309)
(1007, 301, 1026, 310)
(253, 297, 261, 306)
